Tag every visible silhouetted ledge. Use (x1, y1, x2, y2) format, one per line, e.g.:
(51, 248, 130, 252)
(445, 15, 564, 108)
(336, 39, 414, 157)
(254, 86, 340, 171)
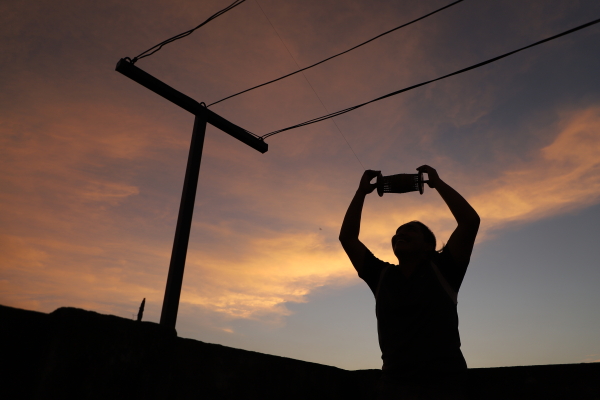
(1, 304, 598, 400)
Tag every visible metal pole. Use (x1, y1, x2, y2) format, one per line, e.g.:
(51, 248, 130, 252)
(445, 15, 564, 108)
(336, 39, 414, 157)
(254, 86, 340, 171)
(160, 110, 207, 329)
(115, 59, 267, 328)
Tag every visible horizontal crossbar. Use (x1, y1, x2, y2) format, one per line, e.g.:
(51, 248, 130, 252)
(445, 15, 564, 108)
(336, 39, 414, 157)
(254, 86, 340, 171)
(115, 58, 268, 153)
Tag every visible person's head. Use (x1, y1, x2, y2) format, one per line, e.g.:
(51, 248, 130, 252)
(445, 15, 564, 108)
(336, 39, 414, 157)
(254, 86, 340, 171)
(391, 221, 437, 262)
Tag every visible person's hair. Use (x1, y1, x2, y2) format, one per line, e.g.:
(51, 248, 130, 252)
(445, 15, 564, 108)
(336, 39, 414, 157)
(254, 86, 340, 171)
(407, 220, 443, 253)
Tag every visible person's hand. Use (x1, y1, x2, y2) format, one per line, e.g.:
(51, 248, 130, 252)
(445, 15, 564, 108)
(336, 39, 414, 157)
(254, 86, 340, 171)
(417, 165, 442, 189)
(358, 170, 380, 195)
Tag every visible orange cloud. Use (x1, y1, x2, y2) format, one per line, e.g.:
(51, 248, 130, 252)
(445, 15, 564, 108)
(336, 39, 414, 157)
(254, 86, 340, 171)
(181, 230, 353, 321)
(473, 106, 600, 228)
(79, 180, 139, 204)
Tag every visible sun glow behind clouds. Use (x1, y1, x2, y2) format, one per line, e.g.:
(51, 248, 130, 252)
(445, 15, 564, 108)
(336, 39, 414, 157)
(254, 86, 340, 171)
(166, 106, 600, 322)
(181, 230, 354, 320)
(2, 101, 600, 325)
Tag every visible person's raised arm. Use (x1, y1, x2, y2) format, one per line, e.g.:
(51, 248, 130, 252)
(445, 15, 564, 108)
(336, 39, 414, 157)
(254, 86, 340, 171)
(417, 165, 480, 269)
(339, 170, 380, 275)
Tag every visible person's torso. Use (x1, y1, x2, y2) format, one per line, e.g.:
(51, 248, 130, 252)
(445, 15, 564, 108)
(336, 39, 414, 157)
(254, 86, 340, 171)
(375, 260, 462, 370)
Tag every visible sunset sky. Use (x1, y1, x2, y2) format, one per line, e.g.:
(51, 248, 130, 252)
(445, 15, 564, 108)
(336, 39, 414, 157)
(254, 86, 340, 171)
(2, 0, 600, 370)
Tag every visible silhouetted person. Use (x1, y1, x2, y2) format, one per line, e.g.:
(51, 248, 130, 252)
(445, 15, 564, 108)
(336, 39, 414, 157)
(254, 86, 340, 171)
(339, 166, 480, 400)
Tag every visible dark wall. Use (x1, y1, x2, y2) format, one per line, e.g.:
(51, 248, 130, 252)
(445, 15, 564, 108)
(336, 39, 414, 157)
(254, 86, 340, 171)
(1, 305, 598, 400)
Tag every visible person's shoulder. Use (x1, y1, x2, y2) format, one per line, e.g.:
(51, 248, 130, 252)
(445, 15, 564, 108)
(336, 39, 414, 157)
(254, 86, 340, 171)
(364, 249, 395, 269)
(359, 250, 394, 292)
(432, 247, 456, 267)
(431, 247, 465, 291)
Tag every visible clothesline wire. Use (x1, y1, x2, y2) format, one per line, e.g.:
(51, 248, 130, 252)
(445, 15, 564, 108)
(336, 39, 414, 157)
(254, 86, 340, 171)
(261, 17, 600, 139)
(129, 0, 247, 64)
(207, 0, 465, 107)
(254, 0, 366, 170)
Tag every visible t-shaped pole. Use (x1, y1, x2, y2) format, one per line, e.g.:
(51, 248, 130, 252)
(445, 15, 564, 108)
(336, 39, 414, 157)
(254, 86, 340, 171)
(116, 59, 267, 329)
